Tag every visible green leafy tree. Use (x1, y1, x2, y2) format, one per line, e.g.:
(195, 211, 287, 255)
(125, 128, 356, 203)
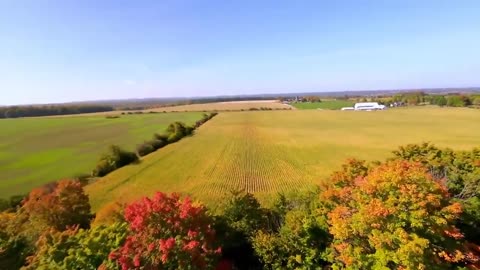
(252, 208, 329, 269)
(446, 95, 471, 107)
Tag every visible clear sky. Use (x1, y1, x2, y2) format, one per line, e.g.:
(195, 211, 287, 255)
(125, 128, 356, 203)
(1, 0, 479, 105)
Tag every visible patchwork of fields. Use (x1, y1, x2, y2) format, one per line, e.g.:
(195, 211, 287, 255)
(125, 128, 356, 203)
(86, 107, 480, 211)
(0, 112, 202, 197)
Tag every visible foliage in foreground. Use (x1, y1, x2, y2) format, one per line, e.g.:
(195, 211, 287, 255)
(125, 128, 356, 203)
(391, 142, 480, 245)
(322, 160, 472, 269)
(0, 179, 94, 270)
(24, 223, 127, 270)
(109, 192, 221, 269)
(1, 143, 479, 269)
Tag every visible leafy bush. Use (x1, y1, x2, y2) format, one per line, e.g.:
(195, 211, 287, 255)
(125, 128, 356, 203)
(165, 122, 193, 143)
(136, 142, 155, 157)
(110, 192, 221, 269)
(24, 222, 128, 270)
(148, 139, 166, 150)
(92, 145, 138, 177)
(154, 133, 169, 142)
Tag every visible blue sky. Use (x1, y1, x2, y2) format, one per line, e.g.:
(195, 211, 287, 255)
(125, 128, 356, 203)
(1, 0, 479, 105)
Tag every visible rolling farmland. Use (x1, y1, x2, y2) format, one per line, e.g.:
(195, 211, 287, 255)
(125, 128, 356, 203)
(86, 107, 480, 211)
(0, 112, 203, 198)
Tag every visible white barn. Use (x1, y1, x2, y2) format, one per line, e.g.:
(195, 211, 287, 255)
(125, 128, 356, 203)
(354, 102, 386, 111)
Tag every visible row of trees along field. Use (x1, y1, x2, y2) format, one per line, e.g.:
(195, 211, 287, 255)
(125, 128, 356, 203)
(0, 105, 114, 118)
(92, 112, 217, 177)
(1, 142, 479, 269)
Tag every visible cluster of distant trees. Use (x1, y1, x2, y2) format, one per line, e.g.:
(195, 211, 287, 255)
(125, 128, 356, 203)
(1, 142, 479, 269)
(0, 105, 114, 118)
(389, 91, 480, 107)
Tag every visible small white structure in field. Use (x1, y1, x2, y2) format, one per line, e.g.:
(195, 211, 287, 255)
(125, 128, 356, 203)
(354, 102, 385, 111)
(341, 107, 355, 111)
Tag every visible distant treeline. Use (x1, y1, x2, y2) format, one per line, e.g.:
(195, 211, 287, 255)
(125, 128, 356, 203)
(0, 105, 114, 118)
(292, 92, 480, 109)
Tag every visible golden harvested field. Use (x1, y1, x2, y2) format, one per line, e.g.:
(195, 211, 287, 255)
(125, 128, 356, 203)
(150, 100, 292, 112)
(86, 107, 480, 211)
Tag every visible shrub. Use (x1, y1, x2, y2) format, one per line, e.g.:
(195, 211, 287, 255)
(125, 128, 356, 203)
(165, 122, 193, 143)
(110, 192, 221, 269)
(136, 143, 155, 157)
(92, 145, 138, 177)
(149, 139, 166, 150)
(154, 133, 169, 142)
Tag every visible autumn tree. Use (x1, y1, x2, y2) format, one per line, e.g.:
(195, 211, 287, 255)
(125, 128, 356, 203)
(392, 143, 480, 245)
(0, 212, 30, 269)
(22, 179, 93, 231)
(110, 192, 221, 269)
(324, 160, 474, 269)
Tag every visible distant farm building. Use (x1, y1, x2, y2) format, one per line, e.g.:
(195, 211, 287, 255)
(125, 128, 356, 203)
(354, 102, 386, 111)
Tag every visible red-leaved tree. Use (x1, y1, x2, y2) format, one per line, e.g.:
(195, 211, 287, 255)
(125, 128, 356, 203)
(110, 192, 221, 269)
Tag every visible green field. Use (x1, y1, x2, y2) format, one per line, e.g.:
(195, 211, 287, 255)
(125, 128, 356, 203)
(0, 112, 202, 198)
(86, 107, 480, 212)
(292, 100, 354, 110)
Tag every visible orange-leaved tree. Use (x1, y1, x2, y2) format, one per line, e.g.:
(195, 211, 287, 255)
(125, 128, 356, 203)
(22, 179, 93, 231)
(323, 160, 477, 269)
